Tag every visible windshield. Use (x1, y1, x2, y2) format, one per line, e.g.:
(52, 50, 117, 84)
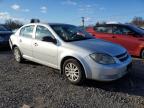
(127, 24, 144, 35)
(50, 24, 94, 42)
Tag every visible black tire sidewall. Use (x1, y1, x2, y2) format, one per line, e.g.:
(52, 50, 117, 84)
(63, 59, 85, 85)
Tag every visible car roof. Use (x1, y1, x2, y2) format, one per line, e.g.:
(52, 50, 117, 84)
(95, 23, 132, 27)
(48, 23, 75, 27)
(26, 23, 73, 26)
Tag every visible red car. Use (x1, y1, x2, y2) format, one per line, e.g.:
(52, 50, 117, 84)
(86, 24, 144, 58)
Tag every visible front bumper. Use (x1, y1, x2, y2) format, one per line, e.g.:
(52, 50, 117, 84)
(84, 55, 132, 81)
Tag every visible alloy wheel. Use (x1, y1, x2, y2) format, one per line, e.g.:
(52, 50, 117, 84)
(64, 63, 80, 82)
(14, 48, 21, 62)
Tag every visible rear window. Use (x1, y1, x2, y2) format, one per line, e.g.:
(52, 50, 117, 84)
(94, 26, 112, 34)
(0, 25, 9, 31)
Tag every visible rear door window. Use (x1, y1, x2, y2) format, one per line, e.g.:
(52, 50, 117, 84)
(94, 26, 112, 34)
(20, 25, 34, 38)
(113, 26, 134, 35)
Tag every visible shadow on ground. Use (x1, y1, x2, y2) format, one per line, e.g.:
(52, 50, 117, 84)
(23, 56, 144, 97)
(0, 47, 11, 52)
(83, 58, 144, 97)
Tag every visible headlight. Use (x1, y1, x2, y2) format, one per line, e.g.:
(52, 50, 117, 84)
(90, 53, 115, 64)
(0, 36, 4, 42)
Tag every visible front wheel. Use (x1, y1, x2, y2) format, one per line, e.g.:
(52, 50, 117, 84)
(141, 49, 144, 59)
(13, 47, 23, 63)
(63, 59, 85, 85)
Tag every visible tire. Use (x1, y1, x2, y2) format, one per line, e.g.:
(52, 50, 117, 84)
(63, 59, 85, 85)
(13, 47, 23, 63)
(141, 49, 144, 59)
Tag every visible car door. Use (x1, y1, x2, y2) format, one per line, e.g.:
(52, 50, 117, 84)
(33, 25, 58, 68)
(18, 25, 35, 57)
(94, 25, 114, 42)
(112, 25, 140, 55)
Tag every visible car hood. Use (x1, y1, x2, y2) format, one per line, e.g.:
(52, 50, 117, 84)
(67, 39, 126, 56)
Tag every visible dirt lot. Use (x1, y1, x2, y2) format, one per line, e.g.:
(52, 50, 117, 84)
(0, 49, 144, 108)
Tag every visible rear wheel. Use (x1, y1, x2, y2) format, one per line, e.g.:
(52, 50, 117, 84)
(141, 49, 144, 59)
(13, 47, 23, 63)
(63, 59, 85, 85)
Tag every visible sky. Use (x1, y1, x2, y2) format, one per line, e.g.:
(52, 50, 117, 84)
(0, 0, 144, 25)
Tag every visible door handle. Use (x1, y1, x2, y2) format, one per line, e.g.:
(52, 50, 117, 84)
(34, 43, 38, 46)
(19, 39, 22, 42)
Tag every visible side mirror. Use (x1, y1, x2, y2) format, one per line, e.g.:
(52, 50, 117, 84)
(42, 36, 57, 44)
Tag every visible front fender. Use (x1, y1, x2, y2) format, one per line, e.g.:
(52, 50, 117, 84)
(58, 51, 92, 78)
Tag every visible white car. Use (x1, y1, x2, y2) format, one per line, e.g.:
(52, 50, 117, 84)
(9, 23, 132, 84)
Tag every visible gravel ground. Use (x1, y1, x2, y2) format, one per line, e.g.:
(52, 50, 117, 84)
(0, 49, 144, 108)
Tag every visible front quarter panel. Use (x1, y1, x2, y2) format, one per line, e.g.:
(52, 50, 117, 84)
(58, 46, 92, 78)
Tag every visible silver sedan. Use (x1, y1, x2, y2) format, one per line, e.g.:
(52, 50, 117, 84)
(9, 23, 132, 84)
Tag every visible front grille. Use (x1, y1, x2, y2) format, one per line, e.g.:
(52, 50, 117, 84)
(116, 52, 129, 62)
